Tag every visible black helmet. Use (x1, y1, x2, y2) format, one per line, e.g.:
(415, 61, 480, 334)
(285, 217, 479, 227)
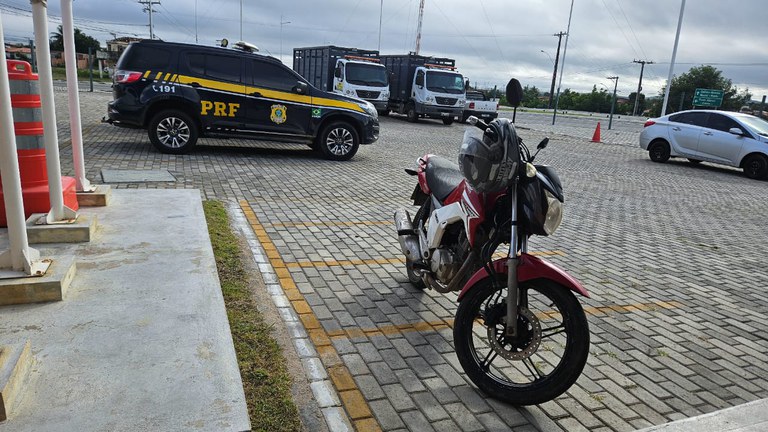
(458, 118, 520, 193)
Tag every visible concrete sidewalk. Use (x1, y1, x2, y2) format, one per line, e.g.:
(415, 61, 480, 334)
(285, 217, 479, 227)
(639, 398, 768, 431)
(0, 190, 249, 431)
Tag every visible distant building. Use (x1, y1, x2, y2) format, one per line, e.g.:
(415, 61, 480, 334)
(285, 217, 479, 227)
(106, 37, 143, 61)
(4, 44, 31, 62)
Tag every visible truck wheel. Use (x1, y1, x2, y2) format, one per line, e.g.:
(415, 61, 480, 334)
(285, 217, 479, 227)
(378, 109, 390, 116)
(317, 121, 359, 161)
(148, 109, 198, 154)
(406, 104, 419, 123)
(442, 117, 454, 125)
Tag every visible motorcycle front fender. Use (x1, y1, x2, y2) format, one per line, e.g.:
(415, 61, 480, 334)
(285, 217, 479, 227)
(457, 253, 590, 301)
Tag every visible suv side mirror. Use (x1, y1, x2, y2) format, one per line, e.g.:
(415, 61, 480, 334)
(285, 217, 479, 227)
(294, 81, 309, 95)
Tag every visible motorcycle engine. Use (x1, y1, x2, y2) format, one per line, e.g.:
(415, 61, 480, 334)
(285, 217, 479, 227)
(431, 247, 461, 282)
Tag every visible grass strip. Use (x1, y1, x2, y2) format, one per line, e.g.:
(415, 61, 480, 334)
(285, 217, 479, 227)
(203, 200, 302, 432)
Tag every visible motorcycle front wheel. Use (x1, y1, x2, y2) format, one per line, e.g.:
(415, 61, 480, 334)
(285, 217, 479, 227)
(454, 278, 589, 405)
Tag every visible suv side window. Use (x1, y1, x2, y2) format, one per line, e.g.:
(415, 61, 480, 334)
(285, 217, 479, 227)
(252, 60, 301, 92)
(118, 45, 171, 70)
(184, 52, 241, 83)
(706, 113, 741, 133)
(669, 112, 709, 126)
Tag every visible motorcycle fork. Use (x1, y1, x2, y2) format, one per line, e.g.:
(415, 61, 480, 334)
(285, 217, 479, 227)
(505, 182, 520, 337)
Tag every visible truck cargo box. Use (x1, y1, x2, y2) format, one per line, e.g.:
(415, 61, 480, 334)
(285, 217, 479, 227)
(293, 45, 379, 92)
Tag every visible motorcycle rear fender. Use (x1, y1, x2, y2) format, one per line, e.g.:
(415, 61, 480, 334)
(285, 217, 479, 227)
(457, 253, 590, 301)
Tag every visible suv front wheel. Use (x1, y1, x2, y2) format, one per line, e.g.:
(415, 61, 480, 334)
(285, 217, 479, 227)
(148, 109, 199, 154)
(317, 121, 359, 161)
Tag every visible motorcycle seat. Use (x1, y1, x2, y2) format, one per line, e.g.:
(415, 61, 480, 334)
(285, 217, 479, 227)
(425, 156, 464, 201)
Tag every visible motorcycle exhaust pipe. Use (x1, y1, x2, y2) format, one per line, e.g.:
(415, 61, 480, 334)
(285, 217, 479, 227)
(394, 208, 421, 260)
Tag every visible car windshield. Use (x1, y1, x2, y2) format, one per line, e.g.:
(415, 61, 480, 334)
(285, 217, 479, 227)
(345, 63, 388, 87)
(738, 115, 768, 137)
(426, 71, 464, 94)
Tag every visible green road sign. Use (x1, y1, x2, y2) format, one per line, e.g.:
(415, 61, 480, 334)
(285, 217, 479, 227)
(692, 88, 724, 107)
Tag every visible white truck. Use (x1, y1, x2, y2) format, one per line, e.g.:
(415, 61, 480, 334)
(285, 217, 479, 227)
(293, 45, 390, 113)
(461, 90, 498, 122)
(380, 54, 466, 125)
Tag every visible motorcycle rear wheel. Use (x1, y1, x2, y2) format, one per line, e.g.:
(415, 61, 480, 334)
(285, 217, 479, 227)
(454, 278, 589, 405)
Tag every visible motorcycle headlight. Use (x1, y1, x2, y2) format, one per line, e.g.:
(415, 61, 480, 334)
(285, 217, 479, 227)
(357, 101, 378, 119)
(542, 191, 563, 235)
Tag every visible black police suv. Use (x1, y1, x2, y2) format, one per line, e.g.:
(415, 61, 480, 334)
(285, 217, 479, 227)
(105, 40, 379, 160)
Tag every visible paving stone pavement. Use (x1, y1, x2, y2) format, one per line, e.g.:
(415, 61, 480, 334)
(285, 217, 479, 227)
(47, 90, 768, 431)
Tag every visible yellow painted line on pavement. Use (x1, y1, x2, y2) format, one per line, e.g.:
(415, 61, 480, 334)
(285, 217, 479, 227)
(239, 201, 381, 432)
(327, 300, 682, 341)
(272, 220, 393, 228)
(284, 250, 566, 269)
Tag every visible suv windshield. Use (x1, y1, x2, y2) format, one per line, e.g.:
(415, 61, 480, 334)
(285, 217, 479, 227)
(426, 71, 464, 94)
(346, 63, 388, 87)
(739, 115, 768, 137)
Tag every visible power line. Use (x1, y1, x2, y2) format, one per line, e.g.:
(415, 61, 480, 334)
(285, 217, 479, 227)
(137, 0, 160, 39)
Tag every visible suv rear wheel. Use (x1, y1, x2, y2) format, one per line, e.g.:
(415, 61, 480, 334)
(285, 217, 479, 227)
(318, 121, 359, 161)
(148, 109, 198, 154)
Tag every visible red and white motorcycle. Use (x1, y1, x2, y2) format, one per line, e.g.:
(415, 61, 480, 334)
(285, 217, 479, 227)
(394, 79, 589, 405)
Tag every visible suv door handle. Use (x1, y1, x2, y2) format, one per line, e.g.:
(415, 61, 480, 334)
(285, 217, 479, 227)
(249, 91, 262, 97)
(672, 127, 681, 131)
(702, 131, 713, 136)
(189, 82, 201, 88)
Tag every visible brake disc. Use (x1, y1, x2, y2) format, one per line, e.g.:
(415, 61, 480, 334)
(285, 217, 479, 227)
(486, 307, 542, 361)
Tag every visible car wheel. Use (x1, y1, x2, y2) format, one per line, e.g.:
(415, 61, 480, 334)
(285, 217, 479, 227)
(317, 121, 359, 161)
(742, 154, 768, 180)
(148, 109, 198, 154)
(442, 117, 454, 125)
(406, 104, 418, 123)
(648, 140, 670, 163)
(687, 159, 702, 164)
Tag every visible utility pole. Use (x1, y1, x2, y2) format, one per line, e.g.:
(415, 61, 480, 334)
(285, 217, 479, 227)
(548, 32, 566, 109)
(632, 59, 653, 116)
(607, 76, 618, 130)
(552, 0, 574, 126)
(415, 0, 425, 54)
(662, 0, 686, 116)
(138, 0, 160, 40)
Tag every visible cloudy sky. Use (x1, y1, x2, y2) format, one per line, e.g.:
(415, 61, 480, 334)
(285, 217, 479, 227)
(2, 0, 767, 100)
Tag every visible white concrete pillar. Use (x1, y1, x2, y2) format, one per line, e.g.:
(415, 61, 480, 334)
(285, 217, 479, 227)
(0, 12, 46, 276)
(60, 0, 93, 193)
(30, 0, 76, 223)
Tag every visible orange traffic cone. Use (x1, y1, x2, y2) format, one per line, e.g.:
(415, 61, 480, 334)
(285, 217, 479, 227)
(591, 122, 601, 143)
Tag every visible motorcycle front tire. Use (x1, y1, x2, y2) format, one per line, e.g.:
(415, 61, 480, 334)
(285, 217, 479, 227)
(454, 278, 589, 405)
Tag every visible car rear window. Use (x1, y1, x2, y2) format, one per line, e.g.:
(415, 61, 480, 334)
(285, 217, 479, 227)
(117, 44, 171, 71)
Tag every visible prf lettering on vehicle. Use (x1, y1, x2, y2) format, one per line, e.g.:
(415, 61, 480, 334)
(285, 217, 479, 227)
(200, 101, 240, 117)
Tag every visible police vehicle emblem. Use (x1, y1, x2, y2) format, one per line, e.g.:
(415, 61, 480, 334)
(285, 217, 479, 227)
(312, 108, 322, 118)
(270, 104, 287, 124)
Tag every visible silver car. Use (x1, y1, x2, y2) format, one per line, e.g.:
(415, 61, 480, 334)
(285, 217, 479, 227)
(639, 109, 768, 179)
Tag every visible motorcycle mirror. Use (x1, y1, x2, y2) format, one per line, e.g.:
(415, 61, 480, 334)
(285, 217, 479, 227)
(505, 78, 523, 108)
(537, 137, 549, 150)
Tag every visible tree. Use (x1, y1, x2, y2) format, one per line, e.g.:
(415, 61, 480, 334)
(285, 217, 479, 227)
(49, 25, 101, 54)
(521, 85, 543, 108)
(651, 65, 752, 116)
(627, 92, 646, 115)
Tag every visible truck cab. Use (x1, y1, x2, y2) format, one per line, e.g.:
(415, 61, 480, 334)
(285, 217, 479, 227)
(411, 64, 466, 124)
(332, 57, 390, 113)
(380, 54, 466, 125)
